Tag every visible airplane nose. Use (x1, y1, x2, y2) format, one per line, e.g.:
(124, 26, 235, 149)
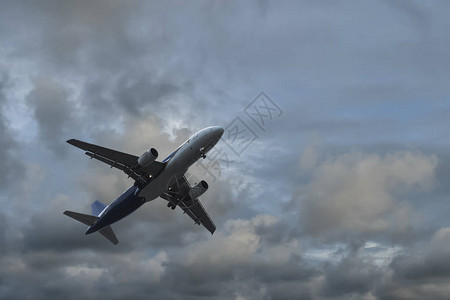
(216, 126, 224, 137)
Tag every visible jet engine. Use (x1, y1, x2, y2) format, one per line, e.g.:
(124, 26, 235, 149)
(188, 180, 209, 198)
(137, 148, 158, 167)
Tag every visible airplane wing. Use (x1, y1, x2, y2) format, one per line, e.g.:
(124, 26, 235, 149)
(67, 139, 165, 184)
(161, 175, 216, 234)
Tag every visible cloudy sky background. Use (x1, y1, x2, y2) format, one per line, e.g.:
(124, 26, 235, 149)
(1, 1, 450, 299)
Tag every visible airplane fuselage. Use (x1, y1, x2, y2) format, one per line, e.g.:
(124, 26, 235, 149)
(85, 126, 224, 235)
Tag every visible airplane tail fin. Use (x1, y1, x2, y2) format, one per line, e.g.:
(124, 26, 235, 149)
(91, 200, 107, 216)
(63, 210, 98, 226)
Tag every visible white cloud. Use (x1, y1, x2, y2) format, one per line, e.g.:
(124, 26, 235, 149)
(65, 265, 106, 281)
(297, 151, 437, 240)
(184, 215, 269, 267)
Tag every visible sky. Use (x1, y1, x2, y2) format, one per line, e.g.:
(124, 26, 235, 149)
(1, 0, 450, 299)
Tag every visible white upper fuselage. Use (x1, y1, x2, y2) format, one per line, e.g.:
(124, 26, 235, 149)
(137, 126, 224, 201)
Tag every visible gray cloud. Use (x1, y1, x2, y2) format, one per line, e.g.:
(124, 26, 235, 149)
(113, 73, 180, 117)
(26, 76, 74, 154)
(368, 227, 450, 300)
(294, 151, 437, 243)
(0, 72, 23, 189)
(1, 1, 450, 299)
(391, 227, 450, 281)
(320, 243, 383, 298)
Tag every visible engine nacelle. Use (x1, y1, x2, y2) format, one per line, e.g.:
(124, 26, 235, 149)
(188, 180, 208, 199)
(137, 148, 158, 167)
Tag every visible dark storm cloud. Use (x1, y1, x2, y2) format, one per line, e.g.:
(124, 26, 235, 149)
(0, 72, 23, 188)
(367, 228, 450, 300)
(2, 213, 316, 300)
(320, 243, 383, 298)
(1, 0, 450, 300)
(26, 76, 74, 154)
(2, 0, 142, 73)
(155, 215, 317, 300)
(390, 228, 450, 281)
(3, 0, 192, 126)
(112, 72, 181, 117)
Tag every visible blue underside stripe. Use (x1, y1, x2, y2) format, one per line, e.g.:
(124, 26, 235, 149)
(162, 150, 177, 163)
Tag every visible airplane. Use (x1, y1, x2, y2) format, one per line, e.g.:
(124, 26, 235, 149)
(63, 126, 224, 245)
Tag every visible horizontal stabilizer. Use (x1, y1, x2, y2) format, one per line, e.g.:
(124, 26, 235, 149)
(63, 211, 98, 226)
(99, 226, 119, 245)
